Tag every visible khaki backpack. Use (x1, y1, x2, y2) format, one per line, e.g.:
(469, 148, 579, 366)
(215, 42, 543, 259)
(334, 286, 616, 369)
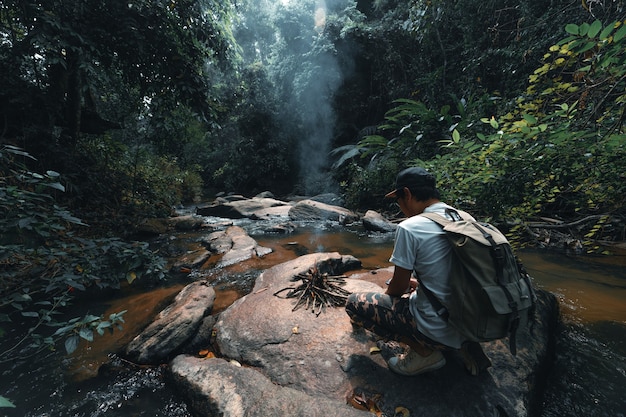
(419, 209, 536, 355)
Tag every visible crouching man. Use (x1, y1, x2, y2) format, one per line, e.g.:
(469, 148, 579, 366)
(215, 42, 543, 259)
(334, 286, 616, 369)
(345, 167, 491, 376)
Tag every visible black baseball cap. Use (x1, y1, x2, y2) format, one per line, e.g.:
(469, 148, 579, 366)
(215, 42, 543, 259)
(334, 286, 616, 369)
(384, 167, 436, 199)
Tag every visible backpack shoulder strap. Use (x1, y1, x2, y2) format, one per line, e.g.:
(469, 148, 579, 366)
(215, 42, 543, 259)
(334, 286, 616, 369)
(420, 208, 471, 225)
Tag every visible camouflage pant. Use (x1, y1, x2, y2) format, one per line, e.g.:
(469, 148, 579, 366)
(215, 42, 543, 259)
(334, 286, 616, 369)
(345, 292, 449, 351)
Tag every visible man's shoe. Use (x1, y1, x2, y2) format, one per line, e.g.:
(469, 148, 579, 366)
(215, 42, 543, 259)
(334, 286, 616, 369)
(387, 349, 446, 376)
(460, 341, 492, 376)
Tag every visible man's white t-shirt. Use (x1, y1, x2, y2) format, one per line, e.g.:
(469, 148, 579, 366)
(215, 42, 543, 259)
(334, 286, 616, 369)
(389, 201, 468, 349)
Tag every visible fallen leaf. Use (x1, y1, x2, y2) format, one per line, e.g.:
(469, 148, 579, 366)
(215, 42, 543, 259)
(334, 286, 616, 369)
(395, 406, 410, 417)
(369, 346, 381, 354)
(229, 359, 242, 367)
(292, 326, 300, 334)
(347, 393, 368, 411)
(198, 349, 210, 357)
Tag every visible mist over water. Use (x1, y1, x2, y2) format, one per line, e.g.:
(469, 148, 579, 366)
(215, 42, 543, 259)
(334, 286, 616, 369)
(235, 0, 356, 195)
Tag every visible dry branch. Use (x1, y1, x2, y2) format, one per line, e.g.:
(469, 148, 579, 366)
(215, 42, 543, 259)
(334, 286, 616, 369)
(274, 266, 351, 316)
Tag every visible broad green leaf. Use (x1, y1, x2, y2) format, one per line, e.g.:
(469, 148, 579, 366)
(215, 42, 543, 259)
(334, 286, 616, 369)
(587, 20, 602, 38)
(21, 311, 39, 318)
(79, 328, 94, 342)
(126, 271, 137, 284)
(452, 129, 461, 143)
(83, 314, 101, 322)
(522, 114, 537, 125)
(599, 22, 616, 39)
(65, 335, 80, 354)
(576, 41, 597, 54)
(53, 324, 76, 336)
(44, 182, 65, 192)
(578, 22, 590, 36)
(0, 396, 16, 408)
(614, 24, 626, 42)
(565, 24, 579, 35)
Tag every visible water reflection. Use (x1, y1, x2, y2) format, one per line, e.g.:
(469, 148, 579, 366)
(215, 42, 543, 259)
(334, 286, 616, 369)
(519, 250, 626, 417)
(521, 250, 626, 324)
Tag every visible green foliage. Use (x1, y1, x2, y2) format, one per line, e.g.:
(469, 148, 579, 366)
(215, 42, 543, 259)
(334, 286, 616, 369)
(341, 159, 400, 209)
(401, 0, 592, 102)
(0, 395, 15, 408)
(63, 136, 204, 221)
(335, 16, 626, 249)
(203, 63, 298, 195)
(0, 0, 238, 145)
(332, 94, 498, 208)
(421, 18, 626, 246)
(0, 145, 167, 361)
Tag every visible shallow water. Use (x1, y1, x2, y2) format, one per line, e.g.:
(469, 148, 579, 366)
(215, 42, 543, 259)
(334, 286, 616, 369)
(520, 251, 626, 417)
(1, 221, 625, 417)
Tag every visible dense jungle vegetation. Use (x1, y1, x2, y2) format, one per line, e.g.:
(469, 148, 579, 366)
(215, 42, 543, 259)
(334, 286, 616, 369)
(1, 0, 625, 402)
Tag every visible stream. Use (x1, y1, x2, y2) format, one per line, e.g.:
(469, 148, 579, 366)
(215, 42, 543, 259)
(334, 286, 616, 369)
(1, 215, 626, 417)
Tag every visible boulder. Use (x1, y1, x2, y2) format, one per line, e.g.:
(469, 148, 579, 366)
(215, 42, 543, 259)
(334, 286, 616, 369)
(202, 226, 272, 268)
(171, 248, 212, 270)
(171, 253, 557, 417)
(288, 199, 359, 224)
(362, 210, 397, 233)
(196, 197, 290, 219)
(249, 205, 292, 220)
(135, 218, 169, 236)
(168, 356, 367, 417)
(168, 214, 205, 231)
(254, 191, 276, 199)
(124, 281, 216, 364)
(309, 192, 345, 206)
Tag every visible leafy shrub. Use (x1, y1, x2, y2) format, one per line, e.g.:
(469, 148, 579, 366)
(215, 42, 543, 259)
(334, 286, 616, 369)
(335, 19, 626, 249)
(1, 145, 167, 360)
(60, 136, 204, 226)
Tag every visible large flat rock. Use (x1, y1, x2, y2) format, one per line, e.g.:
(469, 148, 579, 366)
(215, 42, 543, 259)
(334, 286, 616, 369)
(170, 253, 558, 416)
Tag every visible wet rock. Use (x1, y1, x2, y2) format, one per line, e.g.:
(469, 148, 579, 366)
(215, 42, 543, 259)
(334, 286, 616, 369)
(171, 248, 212, 270)
(168, 356, 367, 417)
(264, 223, 297, 234)
(288, 199, 359, 224)
(135, 218, 169, 236)
(249, 205, 292, 220)
(125, 281, 216, 364)
(362, 210, 397, 233)
(186, 315, 218, 353)
(168, 214, 205, 231)
(196, 197, 290, 219)
(254, 191, 276, 199)
(202, 226, 272, 268)
(171, 253, 557, 417)
(309, 192, 344, 206)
